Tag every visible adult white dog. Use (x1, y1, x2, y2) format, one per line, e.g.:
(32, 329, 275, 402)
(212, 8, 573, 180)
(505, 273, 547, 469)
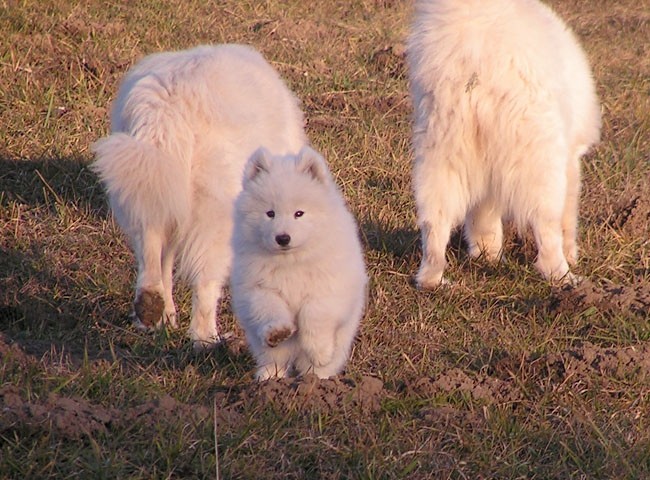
(231, 147, 368, 380)
(407, 0, 601, 288)
(92, 45, 306, 348)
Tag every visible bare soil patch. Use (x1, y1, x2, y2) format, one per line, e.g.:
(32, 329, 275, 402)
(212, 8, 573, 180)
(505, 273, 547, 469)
(550, 279, 650, 317)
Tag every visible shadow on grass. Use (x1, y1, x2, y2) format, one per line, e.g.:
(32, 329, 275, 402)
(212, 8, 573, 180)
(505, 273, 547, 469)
(0, 155, 118, 361)
(0, 241, 118, 366)
(0, 156, 250, 372)
(361, 217, 477, 265)
(0, 154, 107, 213)
(361, 220, 419, 259)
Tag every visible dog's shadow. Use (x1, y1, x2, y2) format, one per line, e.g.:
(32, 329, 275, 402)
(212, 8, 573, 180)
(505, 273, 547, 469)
(0, 155, 256, 372)
(0, 155, 112, 360)
(360, 214, 539, 288)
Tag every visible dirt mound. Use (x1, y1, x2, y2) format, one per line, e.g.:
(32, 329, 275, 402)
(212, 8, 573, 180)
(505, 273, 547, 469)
(3, 327, 647, 445)
(406, 341, 650, 406)
(0, 385, 211, 440)
(0, 385, 117, 439)
(218, 374, 386, 415)
(407, 369, 521, 404)
(549, 279, 650, 316)
(541, 341, 650, 381)
(603, 185, 650, 239)
(0, 337, 384, 441)
(0, 332, 35, 370)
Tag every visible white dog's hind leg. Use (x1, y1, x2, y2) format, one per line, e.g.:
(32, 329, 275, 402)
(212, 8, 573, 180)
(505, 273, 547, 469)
(532, 204, 576, 285)
(414, 162, 467, 289)
(464, 199, 503, 261)
(416, 219, 455, 290)
(562, 156, 581, 266)
(133, 228, 166, 330)
(526, 143, 581, 285)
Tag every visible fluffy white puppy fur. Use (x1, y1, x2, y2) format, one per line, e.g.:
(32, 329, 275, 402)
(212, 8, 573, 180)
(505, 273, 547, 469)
(407, 0, 601, 288)
(91, 44, 306, 348)
(231, 147, 368, 380)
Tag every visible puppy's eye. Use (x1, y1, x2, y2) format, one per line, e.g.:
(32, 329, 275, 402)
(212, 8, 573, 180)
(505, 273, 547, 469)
(266, 210, 275, 218)
(294, 211, 304, 218)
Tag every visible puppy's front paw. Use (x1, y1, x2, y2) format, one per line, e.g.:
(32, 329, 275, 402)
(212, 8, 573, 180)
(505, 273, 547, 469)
(265, 326, 295, 347)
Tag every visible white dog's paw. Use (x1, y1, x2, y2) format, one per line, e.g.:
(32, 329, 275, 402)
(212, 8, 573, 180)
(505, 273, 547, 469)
(415, 270, 451, 290)
(163, 309, 178, 329)
(191, 331, 233, 352)
(560, 271, 583, 287)
(264, 325, 296, 348)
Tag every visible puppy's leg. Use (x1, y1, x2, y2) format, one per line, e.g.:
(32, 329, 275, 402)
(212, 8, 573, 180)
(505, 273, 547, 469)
(242, 289, 297, 349)
(294, 298, 358, 378)
(236, 290, 297, 380)
(561, 156, 581, 266)
(296, 311, 360, 379)
(133, 228, 165, 330)
(464, 199, 503, 262)
(254, 337, 298, 381)
(296, 328, 335, 377)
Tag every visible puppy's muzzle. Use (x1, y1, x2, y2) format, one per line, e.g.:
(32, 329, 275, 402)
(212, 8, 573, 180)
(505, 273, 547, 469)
(275, 233, 291, 247)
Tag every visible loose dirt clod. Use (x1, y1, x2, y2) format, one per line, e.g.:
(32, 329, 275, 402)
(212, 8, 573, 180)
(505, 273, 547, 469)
(550, 278, 650, 317)
(266, 327, 295, 347)
(216, 374, 386, 415)
(134, 290, 164, 328)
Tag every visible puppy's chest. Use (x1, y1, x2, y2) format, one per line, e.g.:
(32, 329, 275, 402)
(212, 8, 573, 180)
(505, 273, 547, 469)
(260, 262, 329, 309)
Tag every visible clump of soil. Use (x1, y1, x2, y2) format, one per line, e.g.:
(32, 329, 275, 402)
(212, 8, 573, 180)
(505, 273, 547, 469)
(369, 43, 406, 78)
(550, 278, 650, 317)
(134, 289, 164, 328)
(0, 386, 211, 440)
(218, 374, 386, 415)
(407, 368, 521, 404)
(542, 341, 650, 381)
(1, 385, 117, 439)
(604, 188, 650, 238)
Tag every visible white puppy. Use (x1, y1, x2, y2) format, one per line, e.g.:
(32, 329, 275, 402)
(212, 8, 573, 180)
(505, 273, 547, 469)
(91, 45, 306, 348)
(231, 147, 368, 380)
(407, 0, 601, 288)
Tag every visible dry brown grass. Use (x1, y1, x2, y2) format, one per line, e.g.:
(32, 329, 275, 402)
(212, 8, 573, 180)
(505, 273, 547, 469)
(1, 0, 649, 478)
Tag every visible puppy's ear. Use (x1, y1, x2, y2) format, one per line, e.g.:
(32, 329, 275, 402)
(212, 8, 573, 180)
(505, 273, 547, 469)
(244, 147, 271, 183)
(296, 146, 331, 184)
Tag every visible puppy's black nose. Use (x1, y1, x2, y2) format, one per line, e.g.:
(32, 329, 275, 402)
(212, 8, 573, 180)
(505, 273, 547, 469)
(275, 233, 291, 247)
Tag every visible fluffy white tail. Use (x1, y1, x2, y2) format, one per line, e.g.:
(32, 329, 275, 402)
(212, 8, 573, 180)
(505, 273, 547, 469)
(91, 133, 191, 232)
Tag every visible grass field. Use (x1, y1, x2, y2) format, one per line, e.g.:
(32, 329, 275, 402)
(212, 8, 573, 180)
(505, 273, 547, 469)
(1, 0, 649, 478)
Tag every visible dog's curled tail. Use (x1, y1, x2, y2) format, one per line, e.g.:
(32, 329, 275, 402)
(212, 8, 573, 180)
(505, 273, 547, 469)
(91, 133, 191, 232)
